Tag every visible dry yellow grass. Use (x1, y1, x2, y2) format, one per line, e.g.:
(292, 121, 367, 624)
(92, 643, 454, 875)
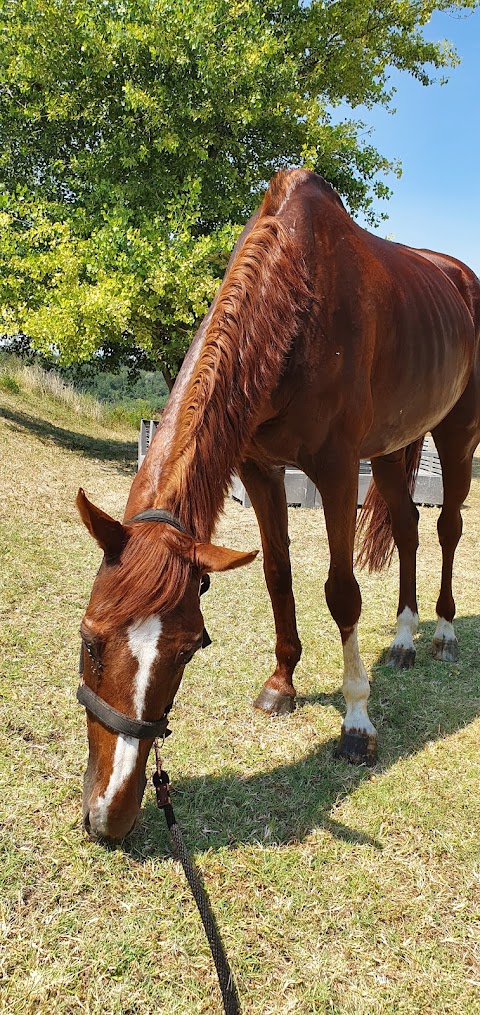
(1, 385, 479, 1014)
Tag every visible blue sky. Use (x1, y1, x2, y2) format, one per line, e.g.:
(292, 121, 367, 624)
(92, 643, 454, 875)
(350, 8, 480, 275)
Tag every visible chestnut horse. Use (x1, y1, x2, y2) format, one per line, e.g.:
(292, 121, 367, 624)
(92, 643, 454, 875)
(77, 169, 480, 842)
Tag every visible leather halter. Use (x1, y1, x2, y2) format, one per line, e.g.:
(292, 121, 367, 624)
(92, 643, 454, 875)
(76, 682, 173, 740)
(124, 507, 188, 530)
(76, 508, 211, 740)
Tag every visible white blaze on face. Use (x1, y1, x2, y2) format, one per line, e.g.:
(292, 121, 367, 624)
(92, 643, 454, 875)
(342, 625, 377, 736)
(391, 607, 419, 652)
(92, 615, 162, 834)
(127, 615, 163, 717)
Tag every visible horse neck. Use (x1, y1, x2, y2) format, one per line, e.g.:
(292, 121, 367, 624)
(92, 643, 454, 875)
(144, 317, 268, 542)
(152, 399, 240, 544)
(129, 214, 314, 542)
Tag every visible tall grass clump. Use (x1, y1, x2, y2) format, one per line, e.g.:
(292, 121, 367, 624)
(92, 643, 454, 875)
(0, 356, 162, 429)
(0, 356, 104, 420)
(17, 362, 104, 420)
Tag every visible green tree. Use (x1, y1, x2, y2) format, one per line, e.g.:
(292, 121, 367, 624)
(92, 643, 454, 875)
(0, 0, 477, 378)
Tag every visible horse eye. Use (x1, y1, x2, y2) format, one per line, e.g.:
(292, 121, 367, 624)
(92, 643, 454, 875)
(178, 649, 194, 665)
(178, 643, 200, 666)
(82, 636, 103, 670)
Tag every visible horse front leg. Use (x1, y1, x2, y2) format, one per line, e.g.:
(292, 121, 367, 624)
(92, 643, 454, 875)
(312, 451, 378, 765)
(238, 459, 301, 715)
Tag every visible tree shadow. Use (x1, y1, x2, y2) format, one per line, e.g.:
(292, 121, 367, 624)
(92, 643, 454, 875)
(0, 405, 136, 474)
(124, 614, 480, 861)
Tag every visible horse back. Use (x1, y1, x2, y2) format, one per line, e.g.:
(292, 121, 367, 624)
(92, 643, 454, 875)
(258, 171, 477, 458)
(410, 247, 480, 340)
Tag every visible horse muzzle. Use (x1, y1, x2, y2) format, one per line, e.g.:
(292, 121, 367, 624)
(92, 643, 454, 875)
(82, 773, 147, 844)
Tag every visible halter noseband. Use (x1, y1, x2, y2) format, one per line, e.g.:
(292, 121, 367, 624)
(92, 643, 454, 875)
(76, 508, 211, 740)
(76, 682, 173, 740)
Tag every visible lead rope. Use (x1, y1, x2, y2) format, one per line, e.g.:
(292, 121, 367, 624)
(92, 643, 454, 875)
(153, 740, 241, 1015)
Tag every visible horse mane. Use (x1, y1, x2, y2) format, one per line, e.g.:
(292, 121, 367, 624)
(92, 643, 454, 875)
(87, 525, 195, 632)
(157, 175, 316, 540)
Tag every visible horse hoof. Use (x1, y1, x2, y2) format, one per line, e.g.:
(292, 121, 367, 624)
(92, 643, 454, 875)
(386, 645, 416, 670)
(335, 727, 377, 766)
(253, 686, 296, 716)
(432, 637, 459, 663)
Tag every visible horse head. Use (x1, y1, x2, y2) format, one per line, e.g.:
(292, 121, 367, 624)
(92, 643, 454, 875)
(76, 488, 257, 843)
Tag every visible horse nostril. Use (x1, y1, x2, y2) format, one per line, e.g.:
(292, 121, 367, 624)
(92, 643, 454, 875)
(84, 811, 92, 836)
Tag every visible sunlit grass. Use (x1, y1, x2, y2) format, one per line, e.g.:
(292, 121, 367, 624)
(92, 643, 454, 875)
(1, 385, 479, 1014)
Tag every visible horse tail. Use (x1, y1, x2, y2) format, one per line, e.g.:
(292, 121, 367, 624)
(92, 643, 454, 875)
(355, 436, 424, 573)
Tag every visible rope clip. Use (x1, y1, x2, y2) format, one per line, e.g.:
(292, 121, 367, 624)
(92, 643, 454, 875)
(153, 767, 171, 809)
(153, 738, 171, 809)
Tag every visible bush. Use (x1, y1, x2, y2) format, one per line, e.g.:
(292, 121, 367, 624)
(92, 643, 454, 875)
(0, 372, 20, 393)
(105, 399, 160, 430)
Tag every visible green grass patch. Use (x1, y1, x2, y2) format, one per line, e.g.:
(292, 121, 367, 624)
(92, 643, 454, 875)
(1, 385, 479, 1014)
(105, 399, 161, 430)
(0, 372, 20, 394)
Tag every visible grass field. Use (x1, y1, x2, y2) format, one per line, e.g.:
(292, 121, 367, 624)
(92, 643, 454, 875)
(1, 380, 479, 1014)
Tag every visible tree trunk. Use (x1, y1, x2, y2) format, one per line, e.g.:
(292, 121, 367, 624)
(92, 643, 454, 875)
(162, 363, 176, 392)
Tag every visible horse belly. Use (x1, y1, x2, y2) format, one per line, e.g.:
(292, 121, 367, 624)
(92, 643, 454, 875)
(361, 285, 475, 458)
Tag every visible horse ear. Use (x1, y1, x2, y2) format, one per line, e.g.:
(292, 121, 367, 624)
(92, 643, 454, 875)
(76, 488, 129, 562)
(193, 542, 258, 574)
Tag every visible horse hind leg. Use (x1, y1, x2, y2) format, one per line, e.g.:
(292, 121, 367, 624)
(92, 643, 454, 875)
(430, 423, 477, 663)
(238, 459, 301, 716)
(369, 451, 420, 670)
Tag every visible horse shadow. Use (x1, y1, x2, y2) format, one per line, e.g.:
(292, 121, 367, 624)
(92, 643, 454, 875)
(0, 405, 136, 474)
(124, 614, 480, 861)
